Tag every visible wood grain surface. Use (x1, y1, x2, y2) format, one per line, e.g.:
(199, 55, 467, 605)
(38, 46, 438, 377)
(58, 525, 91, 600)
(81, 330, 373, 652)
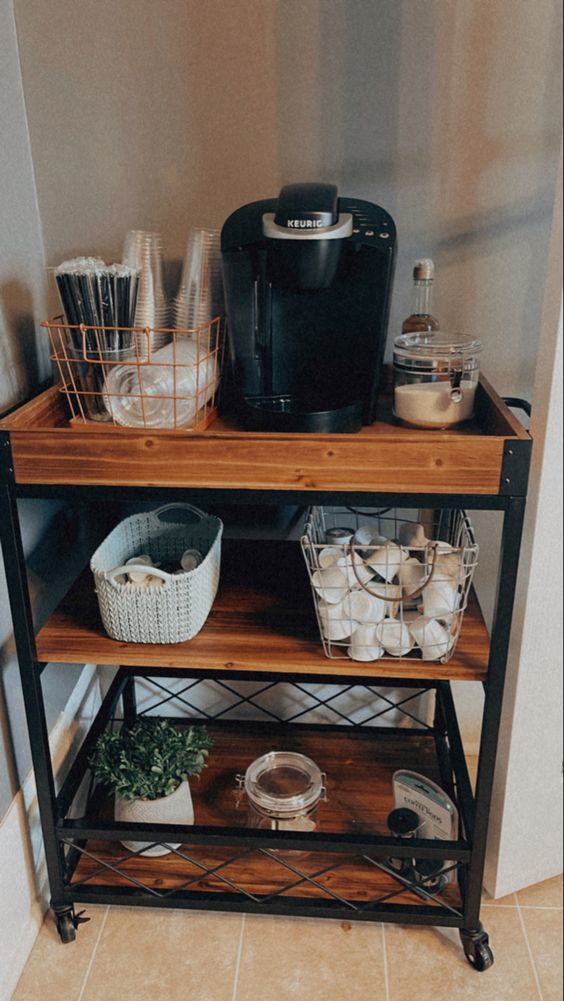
(35, 540, 489, 680)
(1, 377, 528, 494)
(71, 726, 462, 909)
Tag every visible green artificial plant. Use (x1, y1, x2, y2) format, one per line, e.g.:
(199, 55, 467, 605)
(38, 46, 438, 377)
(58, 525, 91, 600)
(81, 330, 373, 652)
(91, 719, 213, 801)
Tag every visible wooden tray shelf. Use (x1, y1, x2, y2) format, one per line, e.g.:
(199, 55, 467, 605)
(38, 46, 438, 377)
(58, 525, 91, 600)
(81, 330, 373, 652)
(71, 723, 462, 910)
(0, 373, 529, 495)
(35, 540, 489, 681)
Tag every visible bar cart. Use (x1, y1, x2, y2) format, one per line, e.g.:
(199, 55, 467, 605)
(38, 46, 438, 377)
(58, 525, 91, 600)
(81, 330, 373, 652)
(0, 373, 531, 971)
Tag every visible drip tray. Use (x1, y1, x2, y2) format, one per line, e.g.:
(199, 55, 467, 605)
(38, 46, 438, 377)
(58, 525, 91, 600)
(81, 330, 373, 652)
(243, 395, 363, 432)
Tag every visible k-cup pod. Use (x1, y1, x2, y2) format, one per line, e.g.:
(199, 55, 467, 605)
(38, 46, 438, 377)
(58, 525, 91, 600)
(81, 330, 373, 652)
(365, 543, 408, 582)
(353, 526, 388, 552)
(317, 546, 342, 569)
(347, 589, 387, 625)
(336, 555, 374, 589)
(311, 565, 349, 604)
(407, 615, 451, 660)
(325, 526, 354, 546)
(371, 582, 403, 617)
(348, 624, 385, 662)
(180, 548, 203, 572)
(375, 618, 413, 657)
(398, 522, 429, 549)
(422, 580, 461, 619)
(397, 557, 428, 596)
(317, 598, 356, 641)
(432, 542, 465, 585)
(140, 575, 165, 589)
(125, 554, 155, 584)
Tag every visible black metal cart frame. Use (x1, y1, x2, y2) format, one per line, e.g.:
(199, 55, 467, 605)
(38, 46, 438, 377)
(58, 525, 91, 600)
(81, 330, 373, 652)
(0, 410, 531, 969)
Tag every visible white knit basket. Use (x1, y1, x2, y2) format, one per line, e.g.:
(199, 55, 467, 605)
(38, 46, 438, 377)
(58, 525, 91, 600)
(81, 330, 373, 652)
(91, 503, 223, 644)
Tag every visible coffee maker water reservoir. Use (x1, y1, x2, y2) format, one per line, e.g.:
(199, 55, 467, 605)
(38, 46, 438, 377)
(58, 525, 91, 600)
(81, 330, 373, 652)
(220, 182, 396, 432)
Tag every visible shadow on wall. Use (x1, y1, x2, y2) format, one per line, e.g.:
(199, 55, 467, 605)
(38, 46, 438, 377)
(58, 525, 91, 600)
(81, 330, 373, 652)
(0, 281, 40, 410)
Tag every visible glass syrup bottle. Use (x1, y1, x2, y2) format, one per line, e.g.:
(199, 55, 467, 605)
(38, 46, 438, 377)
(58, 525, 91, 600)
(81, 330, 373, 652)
(401, 259, 440, 333)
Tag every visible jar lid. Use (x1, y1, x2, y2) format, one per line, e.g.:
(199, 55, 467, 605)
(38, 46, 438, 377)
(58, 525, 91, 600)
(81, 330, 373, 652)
(244, 751, 324, 819)
(394, 331, 481, 361)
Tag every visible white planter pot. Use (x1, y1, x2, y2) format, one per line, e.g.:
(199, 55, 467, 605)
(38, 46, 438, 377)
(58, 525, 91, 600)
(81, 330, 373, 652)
(115, 778, 194, 856)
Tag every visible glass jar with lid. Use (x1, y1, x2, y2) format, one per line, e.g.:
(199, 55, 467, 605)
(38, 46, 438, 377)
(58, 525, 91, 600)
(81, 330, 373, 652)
(236, 751, 326, 835)
(393, 332, 482, 429)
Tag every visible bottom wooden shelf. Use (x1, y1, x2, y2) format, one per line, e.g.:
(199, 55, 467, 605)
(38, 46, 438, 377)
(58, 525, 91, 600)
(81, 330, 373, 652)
(69, 723, 464, 912)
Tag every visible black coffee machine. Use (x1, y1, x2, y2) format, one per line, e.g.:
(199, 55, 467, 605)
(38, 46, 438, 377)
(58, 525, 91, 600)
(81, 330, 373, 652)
(220, 182, 396, 432)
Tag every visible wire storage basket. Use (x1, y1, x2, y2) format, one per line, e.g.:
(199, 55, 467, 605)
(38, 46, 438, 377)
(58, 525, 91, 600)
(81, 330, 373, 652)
(301, 506, 479, 664)
(91, 503, 223, 644)
(43, 316, 225, 430)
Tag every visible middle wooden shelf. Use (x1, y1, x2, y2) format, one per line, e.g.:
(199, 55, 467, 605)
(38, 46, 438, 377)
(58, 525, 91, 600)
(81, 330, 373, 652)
(35, 539, 489, 681)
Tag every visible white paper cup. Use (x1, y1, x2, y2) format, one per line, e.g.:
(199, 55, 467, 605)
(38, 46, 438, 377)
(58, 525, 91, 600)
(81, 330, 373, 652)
(317, 546, 342, 569)
(375, 618, 413, 656)
(312, 566, 349, 604)
(347, 589, 387, 624)
(432, 543, 465, 585)
(422, 580, 461, 618)
(336, 555, 374, 589)
(397, 557, 428, 596)
(348, 624, 384, 661)
(398, 522, 429, 549)
(353, 526, 388, 552)
(407, 615, 452, 660)
(365, 543, 408, 582)
(317, 598, 357, 640)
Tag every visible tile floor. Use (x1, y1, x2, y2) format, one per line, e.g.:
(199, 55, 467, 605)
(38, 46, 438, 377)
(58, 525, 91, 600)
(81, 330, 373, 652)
(10, 874, 562, 1001)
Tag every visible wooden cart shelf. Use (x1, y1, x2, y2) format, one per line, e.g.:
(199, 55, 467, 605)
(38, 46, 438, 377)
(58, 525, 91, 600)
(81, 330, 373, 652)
(69, 722, 463, 911)
(35, 539, 489, 681)
(0, 373, 530, 495)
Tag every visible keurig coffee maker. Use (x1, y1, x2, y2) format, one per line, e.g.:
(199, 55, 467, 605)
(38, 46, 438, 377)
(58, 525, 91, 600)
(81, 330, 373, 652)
(220, 182, 396, 432)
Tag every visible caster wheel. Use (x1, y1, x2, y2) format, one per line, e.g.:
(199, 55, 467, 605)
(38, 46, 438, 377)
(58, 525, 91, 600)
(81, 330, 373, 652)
(54, 907, 90, 944)
(56, 912, 76, 944)
(470, 942, 494, 972)
(460, 926, 494, 972)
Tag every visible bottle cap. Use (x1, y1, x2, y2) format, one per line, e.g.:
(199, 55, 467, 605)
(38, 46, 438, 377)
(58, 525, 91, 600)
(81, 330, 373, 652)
(413, 259, 434, 281)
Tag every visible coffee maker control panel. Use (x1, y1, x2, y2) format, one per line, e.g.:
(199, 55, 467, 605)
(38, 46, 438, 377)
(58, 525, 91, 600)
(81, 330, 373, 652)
(344, 198, 395, 246)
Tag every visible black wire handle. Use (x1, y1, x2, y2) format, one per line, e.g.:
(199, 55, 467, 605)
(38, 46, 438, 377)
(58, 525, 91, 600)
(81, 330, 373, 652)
(348, 539, 439, 602)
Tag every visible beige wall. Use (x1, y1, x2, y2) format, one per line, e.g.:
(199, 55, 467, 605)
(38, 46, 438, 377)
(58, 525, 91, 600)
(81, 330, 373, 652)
(14, 0, 562, 396)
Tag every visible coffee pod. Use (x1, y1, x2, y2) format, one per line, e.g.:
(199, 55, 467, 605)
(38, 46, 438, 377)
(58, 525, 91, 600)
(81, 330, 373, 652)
(375, 618, 413, 656)
(398, 522, 429, 550)
(348, 624, 384, 662)
(325, 526, 354, 546)
(126, 554, 155, 583)
(317, 546, 342, 569)
(141, 575, 165, 588)
(432, 542, 465, 585)
(371, 582, 402, 617)
(347, 589, 387, 624)
(407, 615, 451, 660)
(365, 543, 408, 582)
(180, 548, 203, 572)
(336, 555, 374, 589)
(397, 557, 428, 596)
(422, 580, 461, 619)
(312, 565, 349, 604)
(353, 526, 388, 552)
(317, 598, 356, 641)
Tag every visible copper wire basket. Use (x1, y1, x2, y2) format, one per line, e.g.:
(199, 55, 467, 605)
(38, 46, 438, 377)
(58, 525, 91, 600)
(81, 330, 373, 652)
(43, 316, 225, 430)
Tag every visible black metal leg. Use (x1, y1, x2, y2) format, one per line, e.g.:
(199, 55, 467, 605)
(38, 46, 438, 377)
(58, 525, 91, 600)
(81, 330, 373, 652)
(0, 484, 69, 917)
(122, 674, 137, 725)
(463, 497, 527, 928)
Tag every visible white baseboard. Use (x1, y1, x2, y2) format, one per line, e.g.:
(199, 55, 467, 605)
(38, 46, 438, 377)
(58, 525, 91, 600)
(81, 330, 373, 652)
(0, 665, 101, 1001)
